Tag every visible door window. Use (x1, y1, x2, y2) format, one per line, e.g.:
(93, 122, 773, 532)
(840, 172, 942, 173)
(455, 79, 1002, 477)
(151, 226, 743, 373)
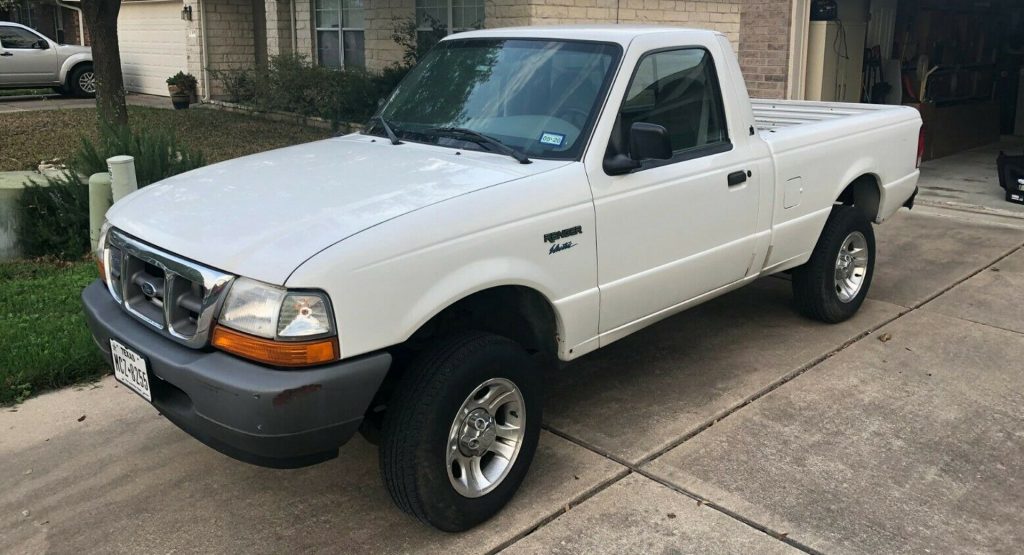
(0, 26, 44, 49)
(613, 48, 729, 163)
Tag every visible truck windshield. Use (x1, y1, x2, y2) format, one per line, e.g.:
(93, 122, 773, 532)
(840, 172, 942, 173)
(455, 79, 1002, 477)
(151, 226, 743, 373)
(369, 39, 621, 161)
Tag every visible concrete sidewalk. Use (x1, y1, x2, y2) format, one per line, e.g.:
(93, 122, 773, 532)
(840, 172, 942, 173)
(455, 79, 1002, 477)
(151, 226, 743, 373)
(1, 206, 1021, 554)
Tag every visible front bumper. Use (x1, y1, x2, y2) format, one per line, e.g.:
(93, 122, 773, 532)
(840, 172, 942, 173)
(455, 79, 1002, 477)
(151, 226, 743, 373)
(82, 280, 391, 469)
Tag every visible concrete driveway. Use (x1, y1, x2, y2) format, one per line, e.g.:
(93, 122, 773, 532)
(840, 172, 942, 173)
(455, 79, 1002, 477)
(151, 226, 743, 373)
(2, 185, 1024, 552)
(0, 93, 169, 113)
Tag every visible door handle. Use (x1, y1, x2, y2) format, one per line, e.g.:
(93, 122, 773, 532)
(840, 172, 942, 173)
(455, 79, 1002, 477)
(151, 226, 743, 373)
(727, 170, 747, 187)
(0, 52, 13, 57)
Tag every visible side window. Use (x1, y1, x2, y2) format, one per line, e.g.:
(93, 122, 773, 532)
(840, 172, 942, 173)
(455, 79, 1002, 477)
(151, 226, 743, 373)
(615, 48, 729, 159)
(0, 27, 43, 49)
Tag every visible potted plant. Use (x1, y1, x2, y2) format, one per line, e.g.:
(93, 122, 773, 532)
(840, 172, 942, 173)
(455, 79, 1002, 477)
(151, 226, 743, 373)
(166, 71, 198, 110)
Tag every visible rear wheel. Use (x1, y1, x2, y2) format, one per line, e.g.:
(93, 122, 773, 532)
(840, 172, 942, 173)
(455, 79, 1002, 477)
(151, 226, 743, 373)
(68, 64, 96, 97)
(792, 205, 875, 323)
(379, 332, 542, 531)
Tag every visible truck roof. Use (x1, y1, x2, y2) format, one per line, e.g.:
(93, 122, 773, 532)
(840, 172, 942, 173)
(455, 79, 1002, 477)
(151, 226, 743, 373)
(448, 25, 726, 46)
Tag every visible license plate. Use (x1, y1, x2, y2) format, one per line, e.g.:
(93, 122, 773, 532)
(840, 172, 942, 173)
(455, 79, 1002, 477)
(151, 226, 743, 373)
(110, 338, 152, 402)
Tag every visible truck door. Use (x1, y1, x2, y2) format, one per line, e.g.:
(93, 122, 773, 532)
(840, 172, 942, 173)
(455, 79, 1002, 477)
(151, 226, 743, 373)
(585, 37, 767, 337)
(0, 26, 59, 86)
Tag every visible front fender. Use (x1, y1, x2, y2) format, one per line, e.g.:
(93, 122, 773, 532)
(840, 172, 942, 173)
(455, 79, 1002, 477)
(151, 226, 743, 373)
(59, 53, 91, 84)
(285, 163, 600, 362)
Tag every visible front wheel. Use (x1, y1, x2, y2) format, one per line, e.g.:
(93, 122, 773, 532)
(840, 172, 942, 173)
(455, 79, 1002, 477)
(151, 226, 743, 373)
(379, 332, 542, 531)
(792, 205, 875, 323)
(68, 64, 96, 97)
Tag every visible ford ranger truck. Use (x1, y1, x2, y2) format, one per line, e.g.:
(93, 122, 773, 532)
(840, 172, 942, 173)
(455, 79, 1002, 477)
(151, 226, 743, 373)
(83, 26, 922, 531)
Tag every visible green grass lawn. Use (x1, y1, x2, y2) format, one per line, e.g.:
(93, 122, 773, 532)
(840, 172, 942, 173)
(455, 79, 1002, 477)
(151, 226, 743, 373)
(0, 258, 108, 406)
(1, 105, 333, 171)
(0, 88, 54, 97)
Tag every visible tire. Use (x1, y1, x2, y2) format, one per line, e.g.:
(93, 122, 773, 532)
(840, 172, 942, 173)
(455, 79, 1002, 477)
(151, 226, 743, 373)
(380, 331, 542, 531)
(792, 205, 875, 323)
(68, 64, 96, 98)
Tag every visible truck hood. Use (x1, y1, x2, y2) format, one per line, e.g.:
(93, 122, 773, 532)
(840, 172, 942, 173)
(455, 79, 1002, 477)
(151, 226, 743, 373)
(107, 134, 568, 284)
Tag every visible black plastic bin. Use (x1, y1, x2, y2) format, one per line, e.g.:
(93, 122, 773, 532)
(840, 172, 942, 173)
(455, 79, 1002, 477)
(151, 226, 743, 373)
(997, 151, 1024, 205)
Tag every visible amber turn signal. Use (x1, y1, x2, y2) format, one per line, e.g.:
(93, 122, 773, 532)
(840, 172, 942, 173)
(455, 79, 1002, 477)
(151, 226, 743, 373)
(97, 256, 107, 284)
(211, 325, 339, 367)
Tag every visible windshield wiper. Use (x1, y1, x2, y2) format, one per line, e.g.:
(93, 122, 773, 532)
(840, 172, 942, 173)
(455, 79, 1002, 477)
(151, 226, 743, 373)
(426, 127, 530, 164)
(371, 115, 402, 145)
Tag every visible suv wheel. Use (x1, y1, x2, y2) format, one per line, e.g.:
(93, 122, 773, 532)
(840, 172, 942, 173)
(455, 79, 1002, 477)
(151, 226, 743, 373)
(68, 64, 96, 97)
(792, 205, 876, 323)
(380, 332, 542, 531)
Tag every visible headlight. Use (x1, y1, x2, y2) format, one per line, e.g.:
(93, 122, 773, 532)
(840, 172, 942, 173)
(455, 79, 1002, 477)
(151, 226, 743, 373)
(277, 293, 333, 338)
(95, 220, 111, 281)
(215, 277, 339, 367)
(218, 277, 335, 340)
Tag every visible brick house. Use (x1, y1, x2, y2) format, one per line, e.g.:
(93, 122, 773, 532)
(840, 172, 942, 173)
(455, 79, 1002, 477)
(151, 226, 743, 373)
(2, 0, 792, 101)
(180, 0, 774, 99)
(40, 0, 785, 101)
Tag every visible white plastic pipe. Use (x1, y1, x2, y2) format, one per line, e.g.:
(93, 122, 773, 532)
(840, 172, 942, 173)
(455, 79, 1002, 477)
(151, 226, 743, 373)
(88, 172, 112, 251)
(107, 155, 138, 203)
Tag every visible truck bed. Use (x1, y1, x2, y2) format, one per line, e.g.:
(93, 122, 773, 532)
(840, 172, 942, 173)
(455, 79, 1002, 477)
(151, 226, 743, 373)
(750, 98, 907, 130)
(749, 98, 921, 274)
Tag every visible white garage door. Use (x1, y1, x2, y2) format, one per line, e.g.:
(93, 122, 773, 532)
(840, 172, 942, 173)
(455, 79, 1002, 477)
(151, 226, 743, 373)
(117, 1, 187, 96)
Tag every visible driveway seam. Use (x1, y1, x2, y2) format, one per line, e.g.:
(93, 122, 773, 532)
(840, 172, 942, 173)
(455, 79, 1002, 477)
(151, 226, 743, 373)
(531, 239, 1023, 553)
(630, 468, 826, 555)
(920, 312, 1024, 338)
(539, 425, 822, 554)
(485, 466, 631, 555)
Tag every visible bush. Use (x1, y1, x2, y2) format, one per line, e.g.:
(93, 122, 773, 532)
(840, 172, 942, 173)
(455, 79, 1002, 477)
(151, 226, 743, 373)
(166, 70, 198, 93)
(215, 66, 257, 104)
(16, 172, 91, 260)
(211, 53, 413, 127)
(392, 15, 447, 67)
(73, 125, 206, 188)
(16, 125, 205, 259)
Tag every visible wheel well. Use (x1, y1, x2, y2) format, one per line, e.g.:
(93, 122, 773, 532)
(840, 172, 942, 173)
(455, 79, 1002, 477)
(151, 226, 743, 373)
(361, 286, 558, 436)
(65, 61, 92, 83)
(404, 286, 558, 357)
(835, 174, 881, 222)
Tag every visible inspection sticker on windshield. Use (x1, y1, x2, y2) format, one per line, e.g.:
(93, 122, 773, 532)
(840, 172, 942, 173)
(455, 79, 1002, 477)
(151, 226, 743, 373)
(539, 132, 565, 147)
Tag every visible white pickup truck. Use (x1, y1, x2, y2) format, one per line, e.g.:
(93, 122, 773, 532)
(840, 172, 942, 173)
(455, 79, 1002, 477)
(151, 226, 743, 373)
(83, 26, 922, 531)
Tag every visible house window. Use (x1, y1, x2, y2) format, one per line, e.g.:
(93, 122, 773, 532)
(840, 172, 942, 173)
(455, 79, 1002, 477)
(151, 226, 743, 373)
(315, 0, 365, 69)
(415, 0, 484, 42)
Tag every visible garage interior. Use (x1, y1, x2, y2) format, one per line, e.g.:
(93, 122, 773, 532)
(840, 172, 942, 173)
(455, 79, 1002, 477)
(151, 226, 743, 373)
(793, 0, 1024, 161)
(790, 0, 1024, 213)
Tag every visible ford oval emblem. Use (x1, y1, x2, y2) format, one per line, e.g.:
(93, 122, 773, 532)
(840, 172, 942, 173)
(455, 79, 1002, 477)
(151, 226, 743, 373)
(141, 282, 157, 296)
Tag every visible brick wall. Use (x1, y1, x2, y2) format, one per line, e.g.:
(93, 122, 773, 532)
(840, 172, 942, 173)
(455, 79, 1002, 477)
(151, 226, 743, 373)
(365, 0, 416, 70)
(184, 0, 259, 98)
(265, 0, 294, 56)
(357, 0, 743, 71)
(188, 0, 793, 98)
(525, 0, 742, 48)
(738, 0, 791, 99)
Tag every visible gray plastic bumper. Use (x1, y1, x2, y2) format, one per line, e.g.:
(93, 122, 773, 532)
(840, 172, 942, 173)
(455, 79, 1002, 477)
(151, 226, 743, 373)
(81, 280, 391, 468)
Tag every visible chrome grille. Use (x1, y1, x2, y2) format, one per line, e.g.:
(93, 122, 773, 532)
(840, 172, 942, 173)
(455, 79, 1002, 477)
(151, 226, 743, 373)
(104, 230, 234, 348)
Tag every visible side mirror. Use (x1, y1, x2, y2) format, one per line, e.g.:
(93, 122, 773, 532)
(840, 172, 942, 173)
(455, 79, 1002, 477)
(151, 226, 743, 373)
(603, 122, 673, 175)
(35, 39, 50, 50)
(629, 122, 672, 161)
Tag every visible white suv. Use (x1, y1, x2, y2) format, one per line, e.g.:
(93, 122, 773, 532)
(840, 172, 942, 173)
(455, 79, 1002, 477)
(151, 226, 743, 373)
(0, 21, 94, 96)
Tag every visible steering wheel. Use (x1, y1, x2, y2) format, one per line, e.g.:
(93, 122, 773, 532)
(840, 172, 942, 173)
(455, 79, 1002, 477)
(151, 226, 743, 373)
(556, 107, 590, 131)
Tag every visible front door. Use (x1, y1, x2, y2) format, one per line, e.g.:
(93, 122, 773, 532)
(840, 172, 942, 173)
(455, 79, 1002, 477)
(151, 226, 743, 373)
(0, 26, 58, 86)
(587, 38, 765, 336)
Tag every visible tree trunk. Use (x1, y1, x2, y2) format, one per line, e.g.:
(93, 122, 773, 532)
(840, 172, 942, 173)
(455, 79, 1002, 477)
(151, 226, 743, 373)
(81, 0, 128, 129)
